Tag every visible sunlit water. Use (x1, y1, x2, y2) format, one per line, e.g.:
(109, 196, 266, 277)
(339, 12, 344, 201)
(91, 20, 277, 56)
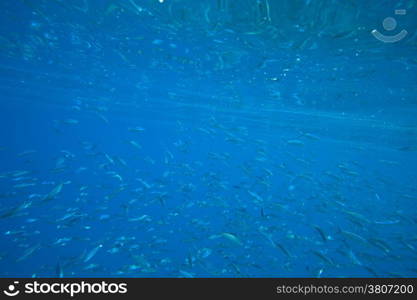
(0, 0, 416, 277)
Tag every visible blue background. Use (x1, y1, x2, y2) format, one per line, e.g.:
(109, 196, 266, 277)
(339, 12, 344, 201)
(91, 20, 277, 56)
(0, 0, 416, 277)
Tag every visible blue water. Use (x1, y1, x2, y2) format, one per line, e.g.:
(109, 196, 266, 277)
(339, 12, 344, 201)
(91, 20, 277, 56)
(0, 0, 417, 278)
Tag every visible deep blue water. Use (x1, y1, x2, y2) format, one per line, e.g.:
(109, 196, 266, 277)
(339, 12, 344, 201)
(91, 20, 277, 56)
(0, 0, 417, 278)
